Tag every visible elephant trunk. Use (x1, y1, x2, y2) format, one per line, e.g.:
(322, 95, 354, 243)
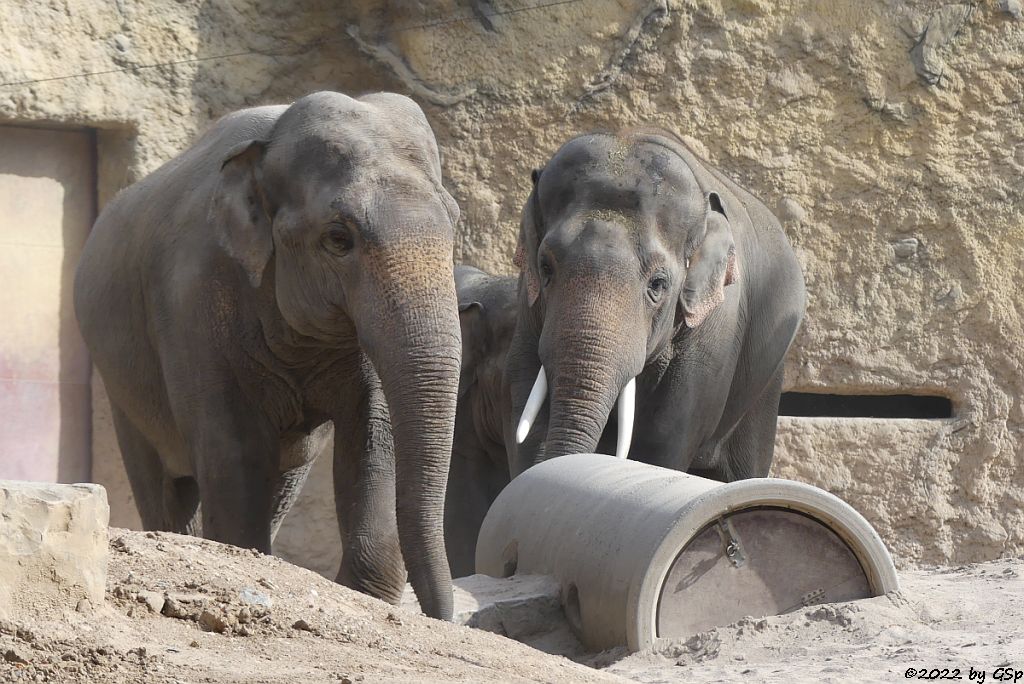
(362, 245, 460, 621)
(539, 292, 645, 462)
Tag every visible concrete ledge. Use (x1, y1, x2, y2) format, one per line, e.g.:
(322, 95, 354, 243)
(401, 574, 585, 654)
(0, 481, 110, 619)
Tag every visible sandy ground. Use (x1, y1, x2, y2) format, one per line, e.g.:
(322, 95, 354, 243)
(1, 530, 1021, 683)
(609, 559, 1024, 683)
(0, 530, 619, 684)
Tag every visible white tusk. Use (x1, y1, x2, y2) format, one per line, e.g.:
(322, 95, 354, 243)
(516, 367, 548, 444)
(616, 377, 636, 459)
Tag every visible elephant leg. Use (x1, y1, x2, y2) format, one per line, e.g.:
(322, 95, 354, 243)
(445, 443, 505, 578)
(177, 386, 277, 553)
(718, 367, 785, 481)
(333, 360, 406, 604)
(444, 447, 478, 579)
(111, 403, 199, 533)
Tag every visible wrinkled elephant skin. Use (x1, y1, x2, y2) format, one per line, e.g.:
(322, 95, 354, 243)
(446, 265, 517, 577)
(75, 91, 461, 620)
(504, 128, 806, 482)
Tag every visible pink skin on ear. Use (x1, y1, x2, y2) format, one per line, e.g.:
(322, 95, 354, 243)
(724, 249, 739, 287)
(684, 248, 740, 328)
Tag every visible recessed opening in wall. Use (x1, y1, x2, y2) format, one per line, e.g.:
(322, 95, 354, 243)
(779, 393, 953, 419)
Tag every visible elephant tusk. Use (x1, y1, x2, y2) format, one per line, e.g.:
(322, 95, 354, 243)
(516, 367, 548, 444)
(616, 377, 636, 459)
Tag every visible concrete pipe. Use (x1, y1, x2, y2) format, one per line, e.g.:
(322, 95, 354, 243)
(475, 454, 899, 652)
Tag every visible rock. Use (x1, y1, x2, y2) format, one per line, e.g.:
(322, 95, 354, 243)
(238, 587, 272, 609)
(892, 238, 920, 259)
(864, 96, 911, 122)
(4, 647, 29, 664)
(777, 197, 807, 224)
(1000, 0, 1022, 20)
(908, 4, 974, 85)
(806, 604, 858, 627)
(0, 482, 109, 620)
(198, 609, 230, 634)
(111, 34, 131, 52)
(161, 597, 193, 620)
(137, 591, 165, 614)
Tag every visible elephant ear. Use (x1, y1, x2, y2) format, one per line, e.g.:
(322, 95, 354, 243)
(680, 192, 740, 328)
(457, 300, 485, 399)
(210, 139, 273, 288)
(514, 167, 544, 307)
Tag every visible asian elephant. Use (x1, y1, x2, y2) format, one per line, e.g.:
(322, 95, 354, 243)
(504, 128, 806, 481)
(74, 91, 461, 620)
(445, 265, 517, 577)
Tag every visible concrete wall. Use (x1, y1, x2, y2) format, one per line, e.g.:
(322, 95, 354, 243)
(0, 126, 94, 484)
(1, 0, 1021, 573)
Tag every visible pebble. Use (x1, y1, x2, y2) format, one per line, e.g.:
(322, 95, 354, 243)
(199, 609, 230, 634)
(137, 591, 166, 614)
(162, 597, 192, 619)
(3, 647, 29, 664)
(239, 588, 272, 608)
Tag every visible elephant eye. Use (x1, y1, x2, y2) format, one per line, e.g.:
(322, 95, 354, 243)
(647, 274, 669, 304)
(539, 258, 554, 287)
(322, 223, 354, 255)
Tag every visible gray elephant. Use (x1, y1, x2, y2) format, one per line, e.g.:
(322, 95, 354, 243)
(505, 128, 806, 481)
(445, 265, 517, 577)
(74, 91, 461, 619)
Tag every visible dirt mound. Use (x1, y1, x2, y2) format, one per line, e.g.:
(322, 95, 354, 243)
(0, 530, 622, 683)
(1, 529, 1021, 683)
(609, 559, 1024, 682)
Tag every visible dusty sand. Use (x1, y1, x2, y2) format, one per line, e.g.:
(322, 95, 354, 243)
(1, 530, 1021, 683)
(608, 559, 1024, 683)
(0, 530, 619, 684)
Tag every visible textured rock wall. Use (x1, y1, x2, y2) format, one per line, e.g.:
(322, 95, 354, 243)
(2, 0, 1021, 571)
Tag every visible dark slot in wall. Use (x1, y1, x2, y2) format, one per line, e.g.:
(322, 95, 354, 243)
(779, 393, 953, 419)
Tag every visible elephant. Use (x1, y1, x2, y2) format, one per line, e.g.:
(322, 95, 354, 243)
(504, 127, 806, 482)
(74, 91, 461, 620)
(445, 265, 517, 577)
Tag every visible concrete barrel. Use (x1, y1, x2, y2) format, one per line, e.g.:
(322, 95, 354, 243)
(475, 454, 899, 652)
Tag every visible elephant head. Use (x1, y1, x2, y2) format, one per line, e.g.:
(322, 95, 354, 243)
(211, 92, 460, 619)
(507, 129, 739, 475)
